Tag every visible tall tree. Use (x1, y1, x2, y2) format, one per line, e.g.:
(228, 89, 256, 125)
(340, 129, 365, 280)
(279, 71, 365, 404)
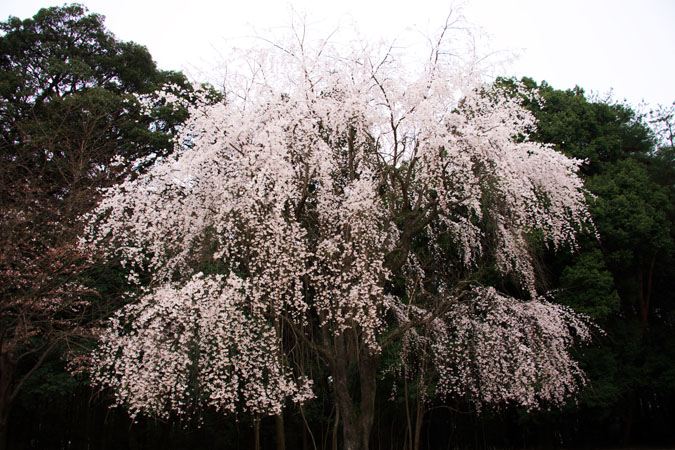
(512, 78, 675, 446)
(86, 28, 595, 450)
(0, 5, 193, 448)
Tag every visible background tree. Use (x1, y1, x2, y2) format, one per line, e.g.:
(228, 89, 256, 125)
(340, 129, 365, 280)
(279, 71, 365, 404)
(507, 78, 675, 447)
(0, 5, 194, 448)
(85, 27, 595, 450)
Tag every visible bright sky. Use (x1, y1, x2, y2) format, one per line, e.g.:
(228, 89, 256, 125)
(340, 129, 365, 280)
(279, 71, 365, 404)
(2, 0, 674, 107)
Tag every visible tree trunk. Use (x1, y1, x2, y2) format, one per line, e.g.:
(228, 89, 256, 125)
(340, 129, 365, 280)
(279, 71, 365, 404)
(302, 421, 309, 450)
(358, 348, 377, 450)
(332, 333, 378, 450)
(253, 417, 261, 450)
(0, 416, 7, 450)
(622, 392, 634, 445)
(275, 413, 286, 450)
(403, 371, 413, 450)
(0, 352, 16, 450)
(332, 407, 340, 450)
(413, 394, 424, 450)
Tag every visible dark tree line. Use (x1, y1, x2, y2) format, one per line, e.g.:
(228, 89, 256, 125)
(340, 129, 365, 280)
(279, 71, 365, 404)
(514, 78, 675, 447)
(0, 5, 194, 449)
(1, 4, 674, 450)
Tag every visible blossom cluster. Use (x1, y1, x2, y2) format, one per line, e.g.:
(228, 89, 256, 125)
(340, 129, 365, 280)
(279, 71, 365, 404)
(432, 288, 592, 411)
(90, 273, 313, 418)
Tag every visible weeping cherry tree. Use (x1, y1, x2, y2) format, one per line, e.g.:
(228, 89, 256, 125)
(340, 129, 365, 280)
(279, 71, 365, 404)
(84, 21, 594, 450)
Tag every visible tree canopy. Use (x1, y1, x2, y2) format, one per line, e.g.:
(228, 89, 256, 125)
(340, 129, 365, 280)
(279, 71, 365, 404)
(0, 5, 194, 448)
(85, 28, 595, 450)
(512, 77, 675, 447)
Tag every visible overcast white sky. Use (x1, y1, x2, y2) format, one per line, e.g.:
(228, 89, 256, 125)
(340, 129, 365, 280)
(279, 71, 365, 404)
(1, 0, 673, 107)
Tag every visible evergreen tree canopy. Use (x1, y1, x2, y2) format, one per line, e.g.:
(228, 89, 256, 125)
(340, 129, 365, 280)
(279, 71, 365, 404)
(0, 6, 194, 448)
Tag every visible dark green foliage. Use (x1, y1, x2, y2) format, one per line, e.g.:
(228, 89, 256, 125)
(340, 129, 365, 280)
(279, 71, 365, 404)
(0, 5, 195, 449)
(588, 159, 672, 258)
(509, 77, 675, 447)
(555, 248, 620, 318)
(0, 4, 193, 191)
(515, 78, 654, 175)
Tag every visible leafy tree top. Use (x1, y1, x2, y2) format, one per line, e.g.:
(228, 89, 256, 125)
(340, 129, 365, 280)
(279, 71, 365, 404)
(497, 77, 654, 176)
(0, 4, 197, 170)
(1, 4, 158, 104)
